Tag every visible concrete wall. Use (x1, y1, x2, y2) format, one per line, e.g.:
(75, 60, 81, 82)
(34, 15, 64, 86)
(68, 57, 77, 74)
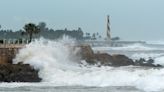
(0, 45, 24, 64)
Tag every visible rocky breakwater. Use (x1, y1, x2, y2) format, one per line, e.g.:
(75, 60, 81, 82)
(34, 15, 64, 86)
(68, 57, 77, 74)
(0, 63, 41, 82)
(0, 45, 41, 82)
(77, 45, 162, 67)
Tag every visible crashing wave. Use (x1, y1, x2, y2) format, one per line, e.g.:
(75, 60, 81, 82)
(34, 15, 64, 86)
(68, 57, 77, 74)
(13, 38, 164, 92)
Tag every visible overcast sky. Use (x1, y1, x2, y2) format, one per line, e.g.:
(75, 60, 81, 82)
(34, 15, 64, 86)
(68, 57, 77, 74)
(0, 0, 164, 41)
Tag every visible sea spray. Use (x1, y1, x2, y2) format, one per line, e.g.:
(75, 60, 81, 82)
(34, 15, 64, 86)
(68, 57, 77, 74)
(13, 38, 164, 92)
(93, 43, 163, 51)
(13, 38, 82, 80)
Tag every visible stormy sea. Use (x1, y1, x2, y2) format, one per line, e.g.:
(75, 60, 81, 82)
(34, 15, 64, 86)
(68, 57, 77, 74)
(1, 38, 164, 92)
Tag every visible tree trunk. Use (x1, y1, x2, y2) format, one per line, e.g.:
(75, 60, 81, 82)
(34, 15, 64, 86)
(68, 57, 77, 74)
(29, 33, 32, 43)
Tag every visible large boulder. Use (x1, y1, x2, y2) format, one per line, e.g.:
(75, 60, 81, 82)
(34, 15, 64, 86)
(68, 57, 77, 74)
(0, 64, 41, 82)
(111, 55, 134, 66)
(78, 45, 134, 66)
(94, 53, 134, 66)
(76, 45, 95, 64)
(77, 45, 161, 67)
(94, 53, 114, 65)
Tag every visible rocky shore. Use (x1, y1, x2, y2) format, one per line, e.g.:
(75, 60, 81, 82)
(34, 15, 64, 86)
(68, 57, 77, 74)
(0, 63, 41, 82)
(78, 45, 162, 67)
(0, 44, 162, 82)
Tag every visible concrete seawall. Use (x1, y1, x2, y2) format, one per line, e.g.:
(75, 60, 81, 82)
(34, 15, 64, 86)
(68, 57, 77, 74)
(0, 44, 24, 64)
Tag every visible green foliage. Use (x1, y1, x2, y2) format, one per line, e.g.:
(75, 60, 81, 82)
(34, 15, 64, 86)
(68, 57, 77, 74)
(0, 39, 3, 44)
(23, 23, 40, 42)
(111, 37, 120, 41)
(0, 22, 103, 41)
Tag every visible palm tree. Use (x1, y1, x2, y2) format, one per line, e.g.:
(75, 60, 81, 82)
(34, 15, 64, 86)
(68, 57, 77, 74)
(23, 23, 40, 43)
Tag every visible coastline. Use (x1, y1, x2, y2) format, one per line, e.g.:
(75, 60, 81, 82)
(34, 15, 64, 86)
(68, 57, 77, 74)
(0, 43, 162, 82)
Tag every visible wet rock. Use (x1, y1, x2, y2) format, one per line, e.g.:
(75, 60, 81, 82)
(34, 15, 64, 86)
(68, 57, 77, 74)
(135, 58, 162, 67)
(0, 64, 41, 82)
(78, 45, 134, 66)
(94, 53, 114, 65)
(78, 45, 162, 67)
(111, 55, 134, 66)
(77, 45, 95, 64)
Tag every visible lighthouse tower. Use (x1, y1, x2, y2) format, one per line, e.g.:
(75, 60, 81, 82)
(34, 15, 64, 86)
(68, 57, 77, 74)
(106, 15, 111, 41)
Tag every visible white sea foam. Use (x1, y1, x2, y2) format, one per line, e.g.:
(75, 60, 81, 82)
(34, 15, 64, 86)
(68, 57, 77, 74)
(154, 56, 164, 66)
(13, 38, 164, 92)
(93, 43, 158, 51)
(131, 53, 164, 60)
(147, 40, 164, 45)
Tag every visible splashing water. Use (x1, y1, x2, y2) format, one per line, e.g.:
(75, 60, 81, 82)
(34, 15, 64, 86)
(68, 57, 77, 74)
(13, 38, 164, 92)
(93, 43, 163, 51)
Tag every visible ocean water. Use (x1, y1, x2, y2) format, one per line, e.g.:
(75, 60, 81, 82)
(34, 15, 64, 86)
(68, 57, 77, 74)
(2, 38, 164, 92)
(0, 84, 143, 92)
